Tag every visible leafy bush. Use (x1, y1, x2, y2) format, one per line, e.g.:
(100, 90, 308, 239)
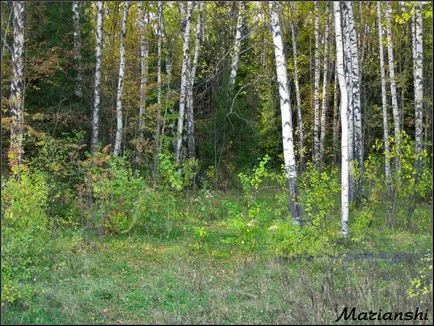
(408, 252, 433, 304)
(88, 157, 147, 234)
(267, 221, 334, 258)
(363, 132, 432, 228)
(158, 153, 199, 191)
(299, 163, 340, 231)
(86, 156, 184, 237)
(1, 166, 50, 305)
(29, 132, 86, 227)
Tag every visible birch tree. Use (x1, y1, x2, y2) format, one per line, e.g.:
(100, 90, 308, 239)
(90, 1, 104, 153)
(175, 1, 193, 163)
(313, 1, 321, 167)
(342, 2, 354, 201)
(319, 3, 330, 166)
(72, 2, 82, 99)
(385, 1, 401, 171)
(269, 1, 302, 225)
(186, 3, 203, 159)
(136, 2, 149, 159)
(9, 1, 25, 167)
(377, 2, 392, 192)
(413, 2, 424, 171)
(113, 1, 130, 157)
(333, 1, 350, 237)
(153, 1, 163, 174)
(345, 1, 363, 198)
(332, 67, 340, 164)
(289, 2, 305, 170)
(228, 2, 243, 93)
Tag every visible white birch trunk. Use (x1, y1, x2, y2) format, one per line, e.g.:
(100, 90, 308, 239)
(175, 1, 193, 162)
(377, 2, 392, 191)
(319, 3, 330, 166)
(9, 1, 25, 166)
(385, 1, 401, 170)
(342, 2, 355, 202)
(413, 2, 423, 170)
(269, 1, 302, 225)
(332, 66, 340, 163)
(333, 1, 350, 237)
(313, 1, 321, 167)
(72, 2, 82, 99)
(186, 3, 202, 159)
(346, 1, 363, 172)
(153, 1, 163, 174)
(137, 2, 149, 154)
(289, 2, 305, 170)
(90, 1, 104, 153)
(113, 1, 130, 157)
(344, 1, 363, 201)
(228, 3, 243, 93)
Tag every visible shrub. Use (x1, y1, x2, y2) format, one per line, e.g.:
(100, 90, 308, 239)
(88, 157, 147, 234)
(408, 252, 433, 305)
(86, 156, 183, 237)
(158, 153, 199, 191)
(1, 166, 50, 305)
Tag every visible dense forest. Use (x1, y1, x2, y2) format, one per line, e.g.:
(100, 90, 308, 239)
(1, 1, 433, 324)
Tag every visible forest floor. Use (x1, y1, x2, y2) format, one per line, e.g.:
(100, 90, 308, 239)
(2, 195, 432, 325)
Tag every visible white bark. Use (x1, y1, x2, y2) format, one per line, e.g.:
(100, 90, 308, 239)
(228, 2, 243, 93)
(9, 1, 25, 166)
(175, 1, 193, 162)
(333, 1, 349, 237)
(377, 2, 392, 191)
(153, 1, 163, 173)
(91, 1, 104, 153)
(332, 65, 340, 163)
(319, 3, 330, 166)
(313, 1, 321, 167)
(186, 3, 202, 159)
(113, 1, 130, 157)
(413, 3, 423, 169)
(385, 1, 401, 168)
(137, 2, 149, 151)
(290, 2, 305, 170)
(72, 2, 82, 98)
(342, 2, 354, 165)
(269, 1, 302, 225)
(346, 1, 363, 172)
(342, 2, 355, 202)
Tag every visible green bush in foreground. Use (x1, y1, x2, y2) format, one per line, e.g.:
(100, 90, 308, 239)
(1, 166, 50, 305)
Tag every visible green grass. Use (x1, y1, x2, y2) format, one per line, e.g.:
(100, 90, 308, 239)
(1, 190, 432, 324)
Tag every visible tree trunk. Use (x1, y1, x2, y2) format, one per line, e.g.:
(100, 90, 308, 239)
(345, 1, 363, 199)
(332, 65, 340, 164)
(90, 1, 104, 153)
(377, 2, 392, 192)
(289, 2, 305, 171)
(228, 2, 243, 93)
(313, 1, 321, 167)
(385, 1, 401, 172)
(175, 1, 193, 163)
(333, 1, 350, 237)
(153, 1, 163, 177)
(269, 1, 302, 225)
(9, 1, 25, 167)
(413, 2, 423, 172)
(113, 1, 130, 157)
(136, 2, 149, 160)
(319, 3, 330, 166)
(186, 2, 203, 159)
(72, 2, 82, 99)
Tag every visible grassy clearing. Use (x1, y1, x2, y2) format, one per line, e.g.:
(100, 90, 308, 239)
(2, 194, 432, 324)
